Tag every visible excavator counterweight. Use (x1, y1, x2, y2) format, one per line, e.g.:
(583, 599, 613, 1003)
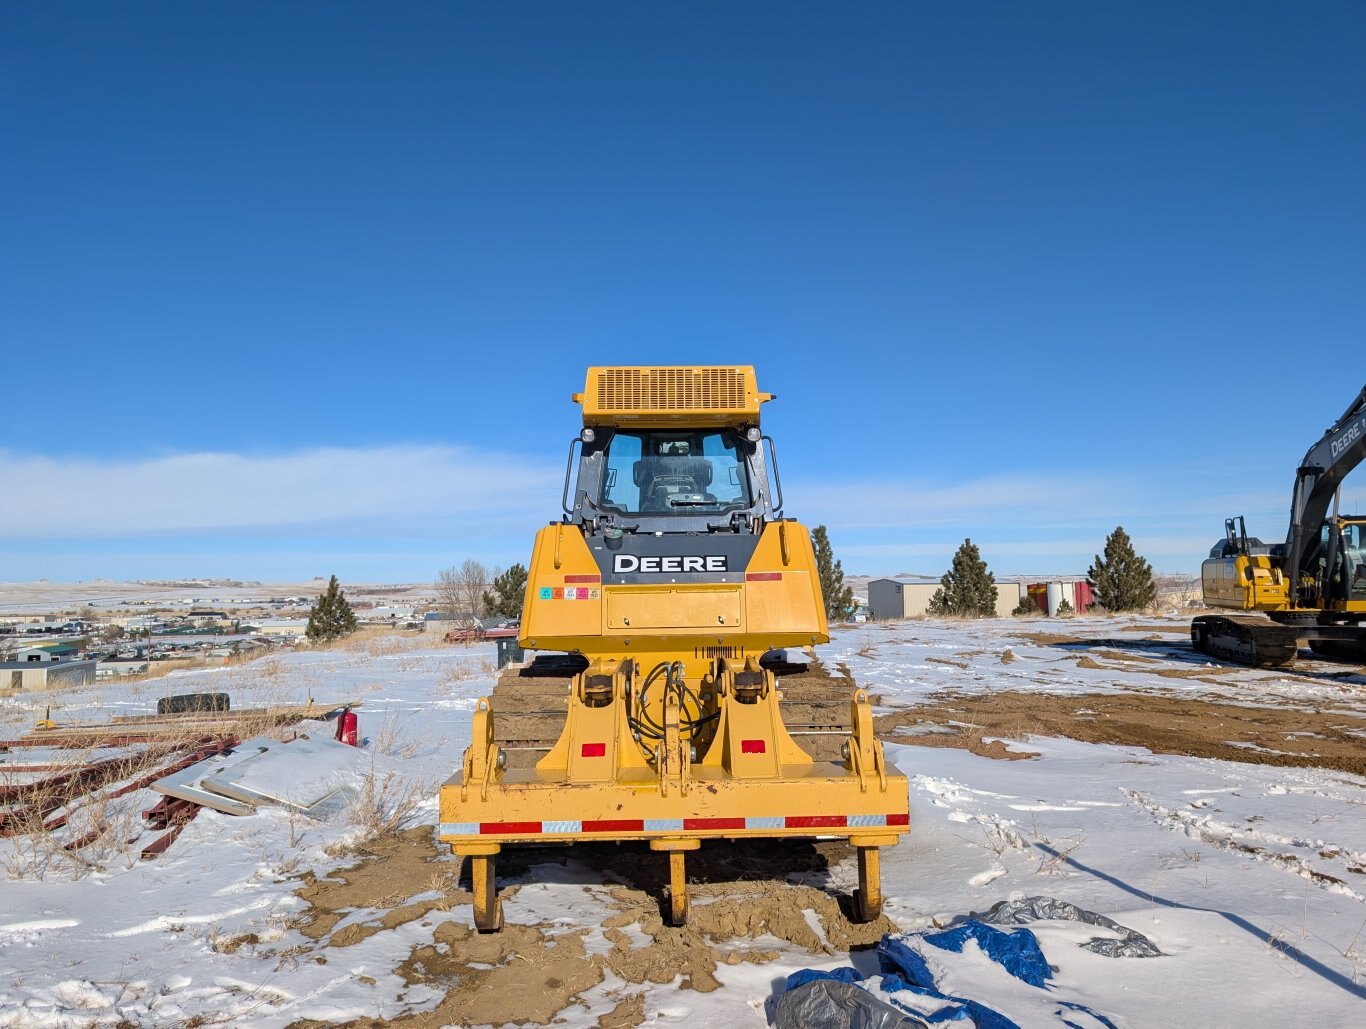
(439, 366, 909, 929)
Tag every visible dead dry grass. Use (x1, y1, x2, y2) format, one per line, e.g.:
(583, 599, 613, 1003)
(0, 728, 237, 880)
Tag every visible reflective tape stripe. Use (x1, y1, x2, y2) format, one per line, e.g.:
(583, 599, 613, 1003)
(848, 814, 887, 828)
(583, 819, 645, 833)
(685, 817, 745, 831)
(785, 815, 848, 829)
(449, 813, 907, 836)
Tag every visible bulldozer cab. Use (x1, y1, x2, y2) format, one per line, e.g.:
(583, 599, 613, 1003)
(598, 430, 752, 515)
(564, 367, 782, 534)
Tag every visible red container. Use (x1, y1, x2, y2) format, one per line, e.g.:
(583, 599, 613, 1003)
(1073, 581, 1094, 613)
(335, 708, 359, 747)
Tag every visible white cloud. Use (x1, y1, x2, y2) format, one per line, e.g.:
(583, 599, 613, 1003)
(0, 445, 563, 538)
(788, 470, 1299, 537)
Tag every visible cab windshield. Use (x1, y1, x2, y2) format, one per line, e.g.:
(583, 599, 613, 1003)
(599, 430, 752, 515)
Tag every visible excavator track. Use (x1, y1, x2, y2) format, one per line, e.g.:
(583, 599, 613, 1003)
(1190, 614, 1300, 669)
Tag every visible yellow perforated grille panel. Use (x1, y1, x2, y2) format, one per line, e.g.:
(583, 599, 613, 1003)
(578, 366, 769, 425)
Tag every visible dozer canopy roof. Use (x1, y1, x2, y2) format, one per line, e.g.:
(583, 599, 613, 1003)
(574, 366, 773, 428)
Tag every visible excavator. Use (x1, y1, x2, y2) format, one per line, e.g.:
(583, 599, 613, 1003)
(439, 366, 909, 930)
(1193, 385, 1366, 667)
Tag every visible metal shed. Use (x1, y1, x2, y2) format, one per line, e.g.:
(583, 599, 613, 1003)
(868, 577, 1025, 620)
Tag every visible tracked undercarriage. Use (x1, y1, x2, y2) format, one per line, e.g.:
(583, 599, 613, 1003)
(1191, 613, 1366, 668)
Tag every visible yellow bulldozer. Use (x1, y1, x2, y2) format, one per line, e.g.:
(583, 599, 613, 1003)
(440, 366, 909, 930)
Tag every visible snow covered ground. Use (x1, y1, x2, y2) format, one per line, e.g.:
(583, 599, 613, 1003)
(2, 617, 1365, 1027)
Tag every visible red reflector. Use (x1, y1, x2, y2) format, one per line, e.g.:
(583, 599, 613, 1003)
(741, 739, 766, 754)
(746, 572, 782, 581)
(785, 814, 848, 829)
(684, 817, 746, 831)
(888, 812, 910, 826)
(580, 742, 606, 757)
(565, 574, 601, 583)
(583, 819, 645, 833)
(481, 821, 543, 835)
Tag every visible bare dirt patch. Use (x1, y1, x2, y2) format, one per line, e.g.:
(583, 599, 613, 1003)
(289, 832, 893, 1027)
(293, 826, 469, 942)
(1090, 648, 1160, 664)
(1014, 631, 1088, 647)
(925, 656, 970, 670)
(878, 691, 1366, 776)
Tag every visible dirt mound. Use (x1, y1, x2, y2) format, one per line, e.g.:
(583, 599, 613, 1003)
(878, 691, 1366, 775)
(288, 831, 889, 1027)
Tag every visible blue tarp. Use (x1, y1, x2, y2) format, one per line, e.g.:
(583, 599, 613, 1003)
(779, 916, 1120, 1029)
(911, 922, 1053, 987)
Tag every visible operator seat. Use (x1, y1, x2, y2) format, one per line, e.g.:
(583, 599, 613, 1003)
(634, 456, 714, 511)
(1345, 542, 1366, 597)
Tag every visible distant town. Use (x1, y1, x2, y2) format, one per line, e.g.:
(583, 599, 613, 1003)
(0, 579, 519, 693)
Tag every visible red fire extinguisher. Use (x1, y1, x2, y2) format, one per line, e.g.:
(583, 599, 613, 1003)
(335, 706, 359, 747)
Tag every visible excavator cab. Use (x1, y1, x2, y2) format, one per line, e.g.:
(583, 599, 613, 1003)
(1304, 518, 1366, 604)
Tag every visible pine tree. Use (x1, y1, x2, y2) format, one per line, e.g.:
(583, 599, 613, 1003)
(1012, 593, 1040, 617)
(482, 563, 529, 619)
(1055, 597, 1074, 617)
(812, 525, 855, 622)
(927, 538, 999, 617)
(306, 575, 358, 642)
(1087, 526, 1157, 612)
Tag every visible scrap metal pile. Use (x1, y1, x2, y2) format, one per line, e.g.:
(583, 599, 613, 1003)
(1, 696, 363, 860)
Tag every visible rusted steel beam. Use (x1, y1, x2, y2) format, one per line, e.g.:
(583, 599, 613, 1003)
(110, 736, 238, 799)
(0, 734, 183, 749)
(140, 807, 200, 859)
(142, 795, 200, 830)
(1, 739, 211, 834)
(63, 825, 106, 851)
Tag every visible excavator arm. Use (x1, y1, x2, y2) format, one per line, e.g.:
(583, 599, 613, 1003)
(1287, 385, 1366, 601)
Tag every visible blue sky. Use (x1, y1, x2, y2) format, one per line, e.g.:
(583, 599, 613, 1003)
(3, 2, 1364, 583)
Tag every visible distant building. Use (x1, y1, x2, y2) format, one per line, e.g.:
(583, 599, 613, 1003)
(252, 618, 309, 637)
(364, 606, 419, 626)
(10, 644, 80, 663)
(868, 577, 1025, 620)
(2, 659, 97, 691)
(188, 610, 233, 628)
(96, 657, 150, 678)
